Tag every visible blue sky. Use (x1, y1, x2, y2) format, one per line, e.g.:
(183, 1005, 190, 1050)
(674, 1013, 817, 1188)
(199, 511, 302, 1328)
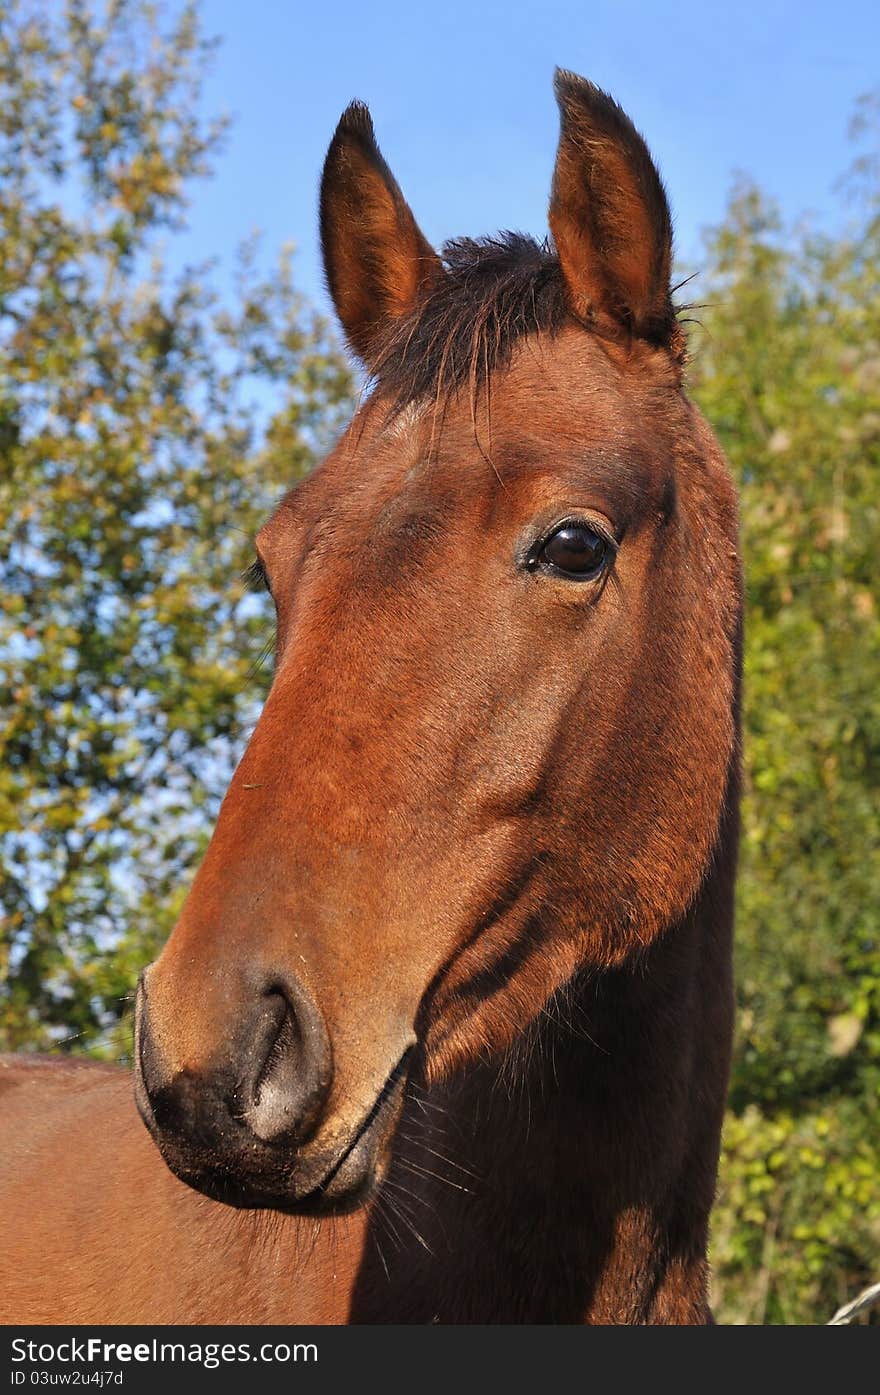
(180, 0, 877, 321)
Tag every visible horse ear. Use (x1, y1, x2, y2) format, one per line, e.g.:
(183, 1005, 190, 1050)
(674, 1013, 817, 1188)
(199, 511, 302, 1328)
(549, 70, 676, 346)
(320, 102, 443, 364)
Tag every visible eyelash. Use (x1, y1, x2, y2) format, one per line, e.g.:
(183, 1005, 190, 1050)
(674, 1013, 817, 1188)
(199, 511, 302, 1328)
(555, 516, 618, 552)
(243, 558, 270, 594)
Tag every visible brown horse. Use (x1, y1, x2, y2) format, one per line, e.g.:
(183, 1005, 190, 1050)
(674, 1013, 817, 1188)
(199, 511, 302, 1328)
(1, 71, 741, 1324)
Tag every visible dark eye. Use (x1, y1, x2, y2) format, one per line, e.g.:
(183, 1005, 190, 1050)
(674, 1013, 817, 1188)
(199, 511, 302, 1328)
(535, 523, 610, 579)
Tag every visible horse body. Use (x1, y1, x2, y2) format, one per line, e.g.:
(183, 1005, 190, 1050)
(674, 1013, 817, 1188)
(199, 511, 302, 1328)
(0, 1056, 362, 1323)
(1, 73, 742, 1324)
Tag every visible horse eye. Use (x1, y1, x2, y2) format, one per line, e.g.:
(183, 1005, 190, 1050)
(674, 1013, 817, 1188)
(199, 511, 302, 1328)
(537, 523, 609, 579)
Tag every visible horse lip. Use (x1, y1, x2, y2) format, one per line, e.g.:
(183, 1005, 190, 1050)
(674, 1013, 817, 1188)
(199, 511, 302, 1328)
(132, 973, 158, 1134)
(296, 1045, 413, 1207)
(150, 1046, 414, 1215)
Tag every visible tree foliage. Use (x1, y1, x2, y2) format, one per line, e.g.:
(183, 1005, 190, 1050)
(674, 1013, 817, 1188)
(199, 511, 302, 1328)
(1, 0, 876, 1326)
(0, 0, 352, 1051)
(690, 120, 880, 1323)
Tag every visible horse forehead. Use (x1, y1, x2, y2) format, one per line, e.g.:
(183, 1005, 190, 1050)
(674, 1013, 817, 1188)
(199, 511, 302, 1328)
(266, 330, 681, 548)
(313, 407, 483, 519)
(386, 331, 680, 480)
(493, 330, 680, 433)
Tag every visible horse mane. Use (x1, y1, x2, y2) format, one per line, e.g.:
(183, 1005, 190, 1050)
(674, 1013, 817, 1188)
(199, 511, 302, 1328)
(371, 232, 571, 409)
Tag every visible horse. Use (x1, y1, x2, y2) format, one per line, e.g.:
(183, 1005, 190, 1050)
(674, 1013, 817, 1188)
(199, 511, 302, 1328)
(0, 70, 741, 1324)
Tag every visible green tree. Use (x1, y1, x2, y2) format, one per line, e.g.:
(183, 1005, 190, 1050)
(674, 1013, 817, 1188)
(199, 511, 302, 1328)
(0, 0, 353, 1053)
(691, 110, 880, 1323)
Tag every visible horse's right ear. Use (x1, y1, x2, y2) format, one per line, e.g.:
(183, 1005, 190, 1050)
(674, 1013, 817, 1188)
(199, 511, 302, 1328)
(320, 103, 442, 365)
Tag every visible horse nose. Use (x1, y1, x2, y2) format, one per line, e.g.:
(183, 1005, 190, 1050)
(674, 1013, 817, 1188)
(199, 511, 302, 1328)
(136, 973, 333, 1152)
(243, 982, 333, 1145)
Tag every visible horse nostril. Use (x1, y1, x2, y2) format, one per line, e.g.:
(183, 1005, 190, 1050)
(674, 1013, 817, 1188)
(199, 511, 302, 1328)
(243, 985, 332, 1146)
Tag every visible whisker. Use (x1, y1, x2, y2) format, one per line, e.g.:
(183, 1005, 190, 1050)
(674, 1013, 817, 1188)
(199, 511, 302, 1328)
(397, 1157, 472, 1195)
(382, 1184, 435, 1256)
(396, 1131, 480, 1181)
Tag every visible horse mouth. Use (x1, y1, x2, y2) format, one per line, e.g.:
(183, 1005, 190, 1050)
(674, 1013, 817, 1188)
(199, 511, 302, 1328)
(291, 1050, 412, 1215)
(148, 1049, 412, 1218)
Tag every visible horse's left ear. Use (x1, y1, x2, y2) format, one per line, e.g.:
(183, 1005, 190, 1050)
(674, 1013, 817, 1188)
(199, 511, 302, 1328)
(549, 70, 677, 348)
(320, 102, 443, 365)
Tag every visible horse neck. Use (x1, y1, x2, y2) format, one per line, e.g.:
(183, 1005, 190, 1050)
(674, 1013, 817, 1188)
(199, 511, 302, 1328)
(353, 804, 737, 1323)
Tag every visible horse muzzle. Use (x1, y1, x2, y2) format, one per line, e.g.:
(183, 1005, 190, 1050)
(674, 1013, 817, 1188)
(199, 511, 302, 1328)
(133, 969, 411, 1214)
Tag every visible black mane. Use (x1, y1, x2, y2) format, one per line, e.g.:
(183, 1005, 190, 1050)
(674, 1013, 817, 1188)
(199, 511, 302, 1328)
(371, 232, 572, 409)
